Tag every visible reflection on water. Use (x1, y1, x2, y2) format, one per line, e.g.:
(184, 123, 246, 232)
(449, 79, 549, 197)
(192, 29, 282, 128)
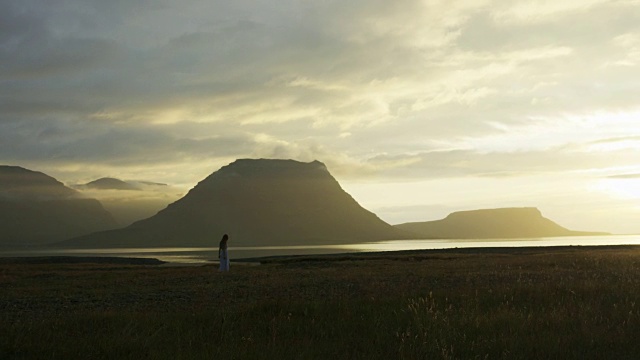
(2, 235, 640, 264)
(340, 235, 640, 252)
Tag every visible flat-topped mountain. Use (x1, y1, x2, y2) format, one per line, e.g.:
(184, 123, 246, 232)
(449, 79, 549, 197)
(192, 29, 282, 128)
(395, 207, 608, 239)
(60, 159, 411, 248)
(0, 166, 118, 246)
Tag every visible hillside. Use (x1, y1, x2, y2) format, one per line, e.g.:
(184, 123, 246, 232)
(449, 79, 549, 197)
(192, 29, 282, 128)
(59, 159, 411, 248)
(0, 166, 118, 246)
(395, 207, 608, 239)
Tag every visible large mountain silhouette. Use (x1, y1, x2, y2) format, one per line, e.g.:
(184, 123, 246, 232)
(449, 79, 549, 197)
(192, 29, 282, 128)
(0, 166, 118, 246)
(395, 207, 608, 239)
(60, 159, 411, 248)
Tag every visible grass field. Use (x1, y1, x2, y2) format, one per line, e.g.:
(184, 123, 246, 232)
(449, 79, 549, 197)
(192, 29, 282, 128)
(2, 246, 640, 359)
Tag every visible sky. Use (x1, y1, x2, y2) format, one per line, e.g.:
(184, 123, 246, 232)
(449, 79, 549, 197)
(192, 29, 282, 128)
(1, 0, 640, 233)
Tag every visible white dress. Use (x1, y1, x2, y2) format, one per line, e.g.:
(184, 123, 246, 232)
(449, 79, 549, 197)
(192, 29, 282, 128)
(219, 248, 230, 271)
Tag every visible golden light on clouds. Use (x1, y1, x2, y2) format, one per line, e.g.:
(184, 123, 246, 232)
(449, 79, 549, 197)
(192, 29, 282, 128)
(2, 0, 640, 233)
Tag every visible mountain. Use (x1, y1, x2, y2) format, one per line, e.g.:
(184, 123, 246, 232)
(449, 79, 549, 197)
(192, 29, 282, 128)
(0, 166, 118, 246)
(59, 159, 411, 248)
(79, 177, 141, 191)
(395, 207, 608, 239)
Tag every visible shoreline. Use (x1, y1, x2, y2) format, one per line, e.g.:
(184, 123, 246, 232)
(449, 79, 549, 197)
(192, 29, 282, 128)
(0, 256, 166, 265)
(240, 244, 640, 263)
(2, 244, 640, 265)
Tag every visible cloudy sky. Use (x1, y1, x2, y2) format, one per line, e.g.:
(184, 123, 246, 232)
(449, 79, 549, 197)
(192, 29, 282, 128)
(2, 0, 640, 233)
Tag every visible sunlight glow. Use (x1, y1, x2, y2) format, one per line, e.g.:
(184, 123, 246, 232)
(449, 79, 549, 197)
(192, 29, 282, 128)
(594, 178, 640, 200)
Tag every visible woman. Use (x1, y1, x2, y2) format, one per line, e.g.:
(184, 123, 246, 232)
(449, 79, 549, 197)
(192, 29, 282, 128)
(218, 234, 230, 272)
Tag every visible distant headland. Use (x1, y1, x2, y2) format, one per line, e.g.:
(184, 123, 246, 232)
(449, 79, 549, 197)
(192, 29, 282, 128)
(395, 207, 609, 239)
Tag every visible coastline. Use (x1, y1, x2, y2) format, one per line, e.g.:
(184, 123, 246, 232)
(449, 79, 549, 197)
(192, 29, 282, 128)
(2, 243, 640, 266)
(0, 256, 166, 265)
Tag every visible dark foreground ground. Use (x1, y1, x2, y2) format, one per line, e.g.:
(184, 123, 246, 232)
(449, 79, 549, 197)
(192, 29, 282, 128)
(2, 246, 640, 359)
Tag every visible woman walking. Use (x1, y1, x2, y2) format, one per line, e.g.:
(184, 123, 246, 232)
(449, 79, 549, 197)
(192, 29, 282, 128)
(218, 234, 230, 272)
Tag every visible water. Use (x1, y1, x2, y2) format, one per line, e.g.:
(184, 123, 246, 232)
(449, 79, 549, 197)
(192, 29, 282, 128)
(2, 235, 640, 264)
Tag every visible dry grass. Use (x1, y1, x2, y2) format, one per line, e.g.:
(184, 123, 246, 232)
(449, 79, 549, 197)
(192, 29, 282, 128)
(2, 246, 640, 359)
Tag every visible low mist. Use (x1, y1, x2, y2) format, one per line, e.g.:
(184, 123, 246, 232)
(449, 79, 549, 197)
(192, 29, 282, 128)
(75, 182, 183, 226)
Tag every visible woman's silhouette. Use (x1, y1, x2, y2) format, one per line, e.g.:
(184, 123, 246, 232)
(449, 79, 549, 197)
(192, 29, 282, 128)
(218, 234, 230, 271)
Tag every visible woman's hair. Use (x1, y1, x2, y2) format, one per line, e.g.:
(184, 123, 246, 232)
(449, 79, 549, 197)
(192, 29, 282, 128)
(219, 234, 229, 250)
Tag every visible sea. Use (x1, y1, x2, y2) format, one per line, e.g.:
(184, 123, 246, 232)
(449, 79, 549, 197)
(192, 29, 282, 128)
(2, 235, 640, 265)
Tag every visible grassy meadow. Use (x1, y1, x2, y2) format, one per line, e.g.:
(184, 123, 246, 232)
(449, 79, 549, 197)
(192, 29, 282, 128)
(2, 246, 640, 359)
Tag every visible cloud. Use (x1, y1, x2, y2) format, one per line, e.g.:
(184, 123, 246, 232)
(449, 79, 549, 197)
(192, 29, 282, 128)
(607, 173, 640, 179)
(2, 0, 635, 129)
(1, 0, 640, 192)
(491, 0, 611, 25)
(0, 0, 481, 127)
(0, 118, 256, 174)
(608, 33, 640, 66)
(0, 3, 120, 81)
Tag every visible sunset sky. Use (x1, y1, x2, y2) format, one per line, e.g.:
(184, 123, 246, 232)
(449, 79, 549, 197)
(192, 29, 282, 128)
(2, 0, 640, 233)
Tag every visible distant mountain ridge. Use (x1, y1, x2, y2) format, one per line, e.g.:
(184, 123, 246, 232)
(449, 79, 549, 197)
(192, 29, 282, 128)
(0, 165, 76, 200)
(73, 177, 177, 226)
(395, 207, 608, 239)
(0, 166, 118, 246)
(59, 159, 412, 248)
(76, 177, 169, 191)
(79, 177, 141, 191)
